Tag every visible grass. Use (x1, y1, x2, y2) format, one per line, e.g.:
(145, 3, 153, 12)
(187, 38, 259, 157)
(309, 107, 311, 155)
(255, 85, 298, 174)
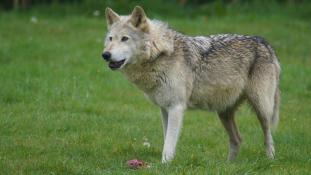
(1, 5, 311, 174)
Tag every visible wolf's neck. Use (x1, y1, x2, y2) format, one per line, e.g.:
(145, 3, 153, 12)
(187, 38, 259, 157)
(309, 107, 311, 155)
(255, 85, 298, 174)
(120, 21, 181, 92)
(122, 61, 163, 93)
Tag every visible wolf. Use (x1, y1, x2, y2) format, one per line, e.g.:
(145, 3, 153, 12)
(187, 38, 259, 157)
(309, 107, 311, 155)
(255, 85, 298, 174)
(102, 6, 280, 163)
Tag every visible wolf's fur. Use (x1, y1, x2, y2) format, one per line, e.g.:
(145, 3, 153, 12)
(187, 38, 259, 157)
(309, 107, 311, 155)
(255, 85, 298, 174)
(103, 6, 281, 163)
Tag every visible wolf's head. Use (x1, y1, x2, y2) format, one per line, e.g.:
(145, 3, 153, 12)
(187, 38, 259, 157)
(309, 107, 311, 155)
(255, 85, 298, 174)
(102, 6, 174, 70)
(102, 6, 152, 70)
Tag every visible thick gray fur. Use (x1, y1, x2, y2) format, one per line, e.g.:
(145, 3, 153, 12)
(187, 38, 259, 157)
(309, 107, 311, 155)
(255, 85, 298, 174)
(103, 6, 281, 163)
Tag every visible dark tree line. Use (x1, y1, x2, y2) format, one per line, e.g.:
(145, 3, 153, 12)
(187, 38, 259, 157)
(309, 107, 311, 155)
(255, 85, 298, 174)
(0, 0, 308, 10)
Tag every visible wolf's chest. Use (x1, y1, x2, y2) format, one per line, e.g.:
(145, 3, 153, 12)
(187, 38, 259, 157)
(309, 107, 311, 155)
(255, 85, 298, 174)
(124, 67, 188, 108)
(134, 74, 175, 107)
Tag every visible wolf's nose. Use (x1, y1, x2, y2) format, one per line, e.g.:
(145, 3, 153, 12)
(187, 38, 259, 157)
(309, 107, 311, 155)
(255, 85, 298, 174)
(102, 52, 111, 61)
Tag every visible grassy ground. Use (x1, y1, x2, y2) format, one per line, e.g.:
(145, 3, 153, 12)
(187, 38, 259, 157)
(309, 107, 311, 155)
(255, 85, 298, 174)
(0, 6, 311, 174)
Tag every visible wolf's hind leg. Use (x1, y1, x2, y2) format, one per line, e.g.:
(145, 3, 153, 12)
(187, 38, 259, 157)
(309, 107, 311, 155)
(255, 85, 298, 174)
(247, 64, 277, 159)
(248, 94, 275, 159)
(161, 108, 168, 141)
(218, 108, 242, 161)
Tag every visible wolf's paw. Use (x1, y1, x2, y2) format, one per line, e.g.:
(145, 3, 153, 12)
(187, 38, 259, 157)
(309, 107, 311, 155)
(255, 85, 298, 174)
(227, 143, 240, 161)
(266, 145, 275, 159)
(161, 151, 174, 163)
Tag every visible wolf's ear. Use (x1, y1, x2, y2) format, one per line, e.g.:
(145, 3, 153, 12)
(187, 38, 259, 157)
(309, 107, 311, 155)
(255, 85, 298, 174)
(129, 6, 149, 32)
(105, 7, 120, 28)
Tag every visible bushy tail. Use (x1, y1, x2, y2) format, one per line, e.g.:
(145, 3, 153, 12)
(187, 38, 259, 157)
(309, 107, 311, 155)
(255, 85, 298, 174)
(258, 38, 280, 131)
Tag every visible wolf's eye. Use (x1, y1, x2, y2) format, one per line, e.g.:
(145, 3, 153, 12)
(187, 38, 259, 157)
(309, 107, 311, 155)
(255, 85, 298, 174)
(109, 37, 112, 41)
(121, 36, 129, 42)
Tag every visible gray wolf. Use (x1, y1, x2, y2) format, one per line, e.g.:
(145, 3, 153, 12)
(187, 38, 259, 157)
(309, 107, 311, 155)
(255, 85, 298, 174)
(102, 6, 280, 163)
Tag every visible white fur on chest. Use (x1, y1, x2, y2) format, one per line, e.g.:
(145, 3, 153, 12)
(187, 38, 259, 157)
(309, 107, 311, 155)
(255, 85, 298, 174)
(123, 60, 188, 108)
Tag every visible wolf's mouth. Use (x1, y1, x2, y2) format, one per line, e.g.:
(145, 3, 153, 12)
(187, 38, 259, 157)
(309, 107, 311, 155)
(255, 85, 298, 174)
(109, 59, 126, 70)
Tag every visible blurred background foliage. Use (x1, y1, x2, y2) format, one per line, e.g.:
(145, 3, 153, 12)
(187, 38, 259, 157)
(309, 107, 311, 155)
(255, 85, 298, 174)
(1, 0, 311, 19)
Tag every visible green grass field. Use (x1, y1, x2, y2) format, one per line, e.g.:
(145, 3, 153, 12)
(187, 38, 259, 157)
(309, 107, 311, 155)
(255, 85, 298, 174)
(1, 6, 311, 174)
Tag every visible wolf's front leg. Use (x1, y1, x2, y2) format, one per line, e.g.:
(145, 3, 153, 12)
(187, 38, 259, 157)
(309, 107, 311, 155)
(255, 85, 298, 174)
(161, 104, 185, 163)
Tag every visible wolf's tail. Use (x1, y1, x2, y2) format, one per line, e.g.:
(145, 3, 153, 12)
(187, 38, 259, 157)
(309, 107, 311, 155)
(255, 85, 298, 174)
(262, 38, 280, 131)
(271, 59, 281, 131)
